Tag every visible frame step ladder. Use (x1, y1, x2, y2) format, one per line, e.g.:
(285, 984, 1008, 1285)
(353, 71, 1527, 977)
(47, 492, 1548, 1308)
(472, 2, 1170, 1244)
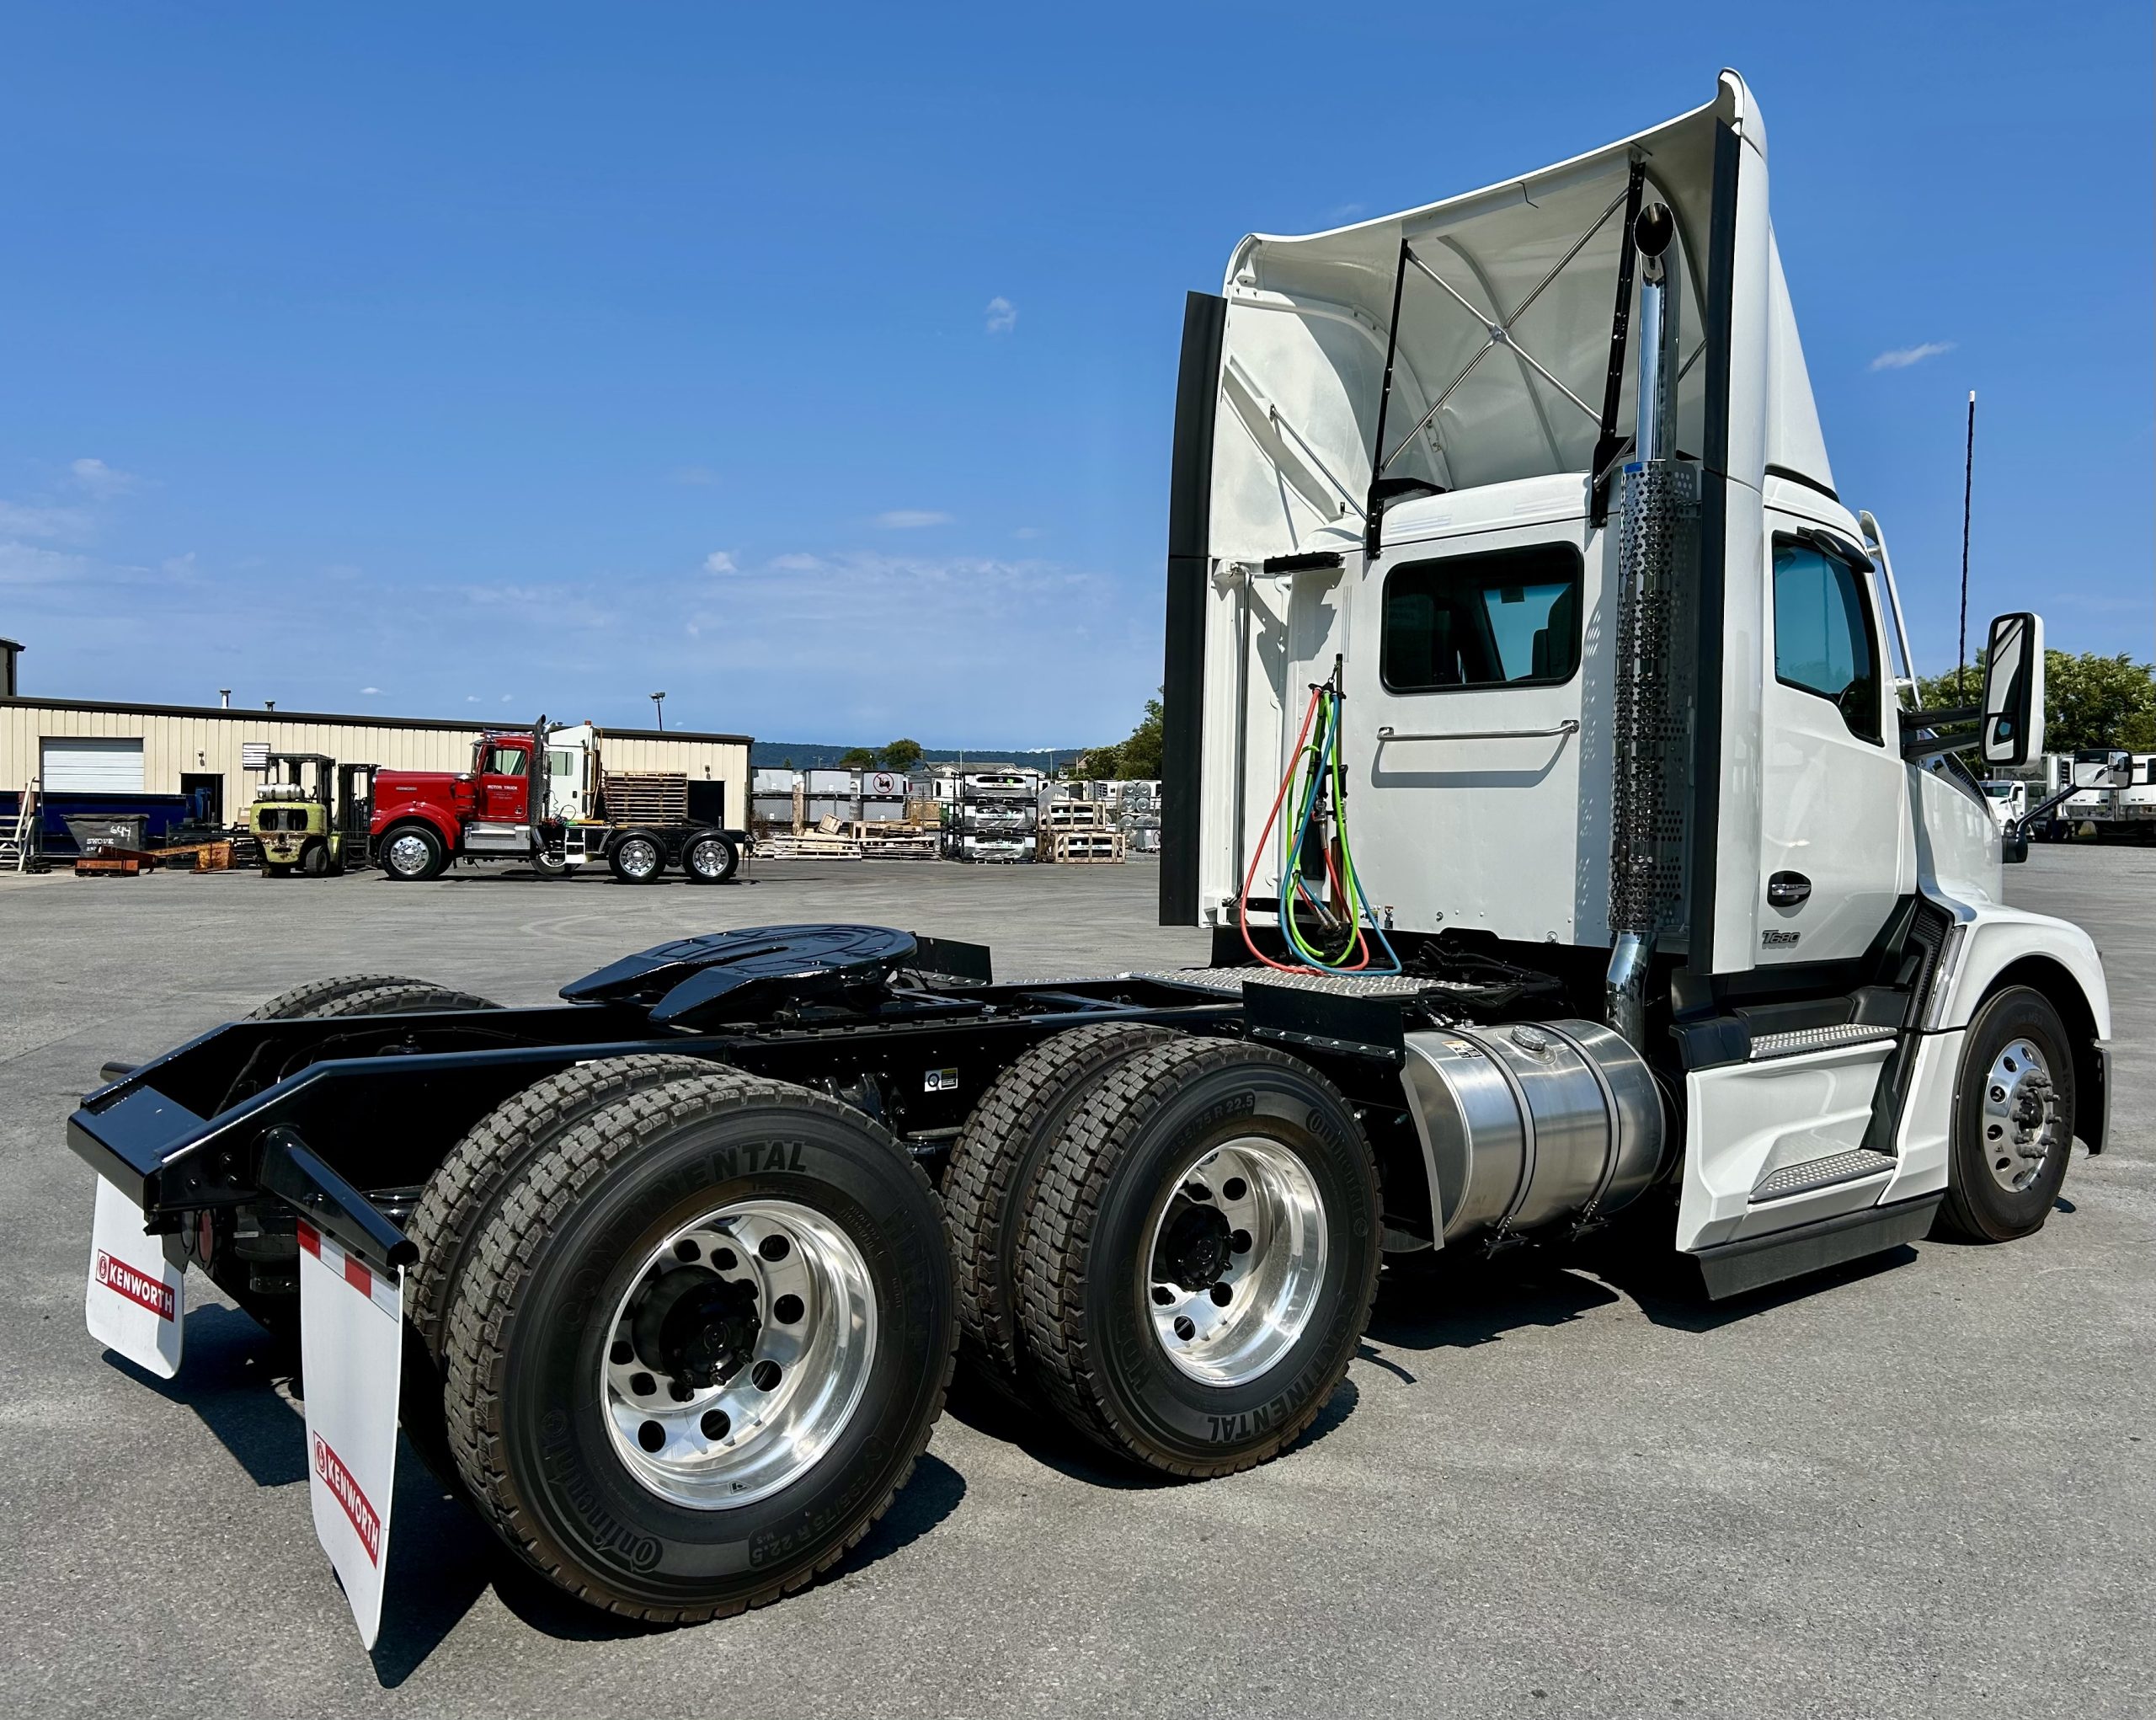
(1, 777, 38, 872)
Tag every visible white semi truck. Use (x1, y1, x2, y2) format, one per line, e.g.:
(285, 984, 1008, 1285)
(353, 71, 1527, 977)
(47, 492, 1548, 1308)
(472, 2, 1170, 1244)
(72, 70, 2106, 1644)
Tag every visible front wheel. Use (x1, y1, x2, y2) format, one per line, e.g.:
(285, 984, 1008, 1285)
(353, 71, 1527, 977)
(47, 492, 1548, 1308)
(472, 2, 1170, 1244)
(1016, 1039, 1380, 1477)
(381, 824, 447, 881)
(683, 832, 739, 885)
(297, 841, 329, 878)
(609, 833, 665, 884)
(1936, 985, 2078, 1242)
(441, 1071, 955, 1620)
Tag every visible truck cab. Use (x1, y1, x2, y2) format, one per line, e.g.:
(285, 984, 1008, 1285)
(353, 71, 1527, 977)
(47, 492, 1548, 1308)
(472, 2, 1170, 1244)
(1162, 69, 2108, 1274)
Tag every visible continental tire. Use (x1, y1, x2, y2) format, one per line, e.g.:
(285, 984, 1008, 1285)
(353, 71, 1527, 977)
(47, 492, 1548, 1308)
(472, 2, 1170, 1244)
(1016, 1039, 1379, 1477)
(1935, 985, 2078, 1242)
(441, 1071, 955, 1621)
(403, 1055, 714, 1362)
(246, 975, 502, 1022)
(943, 1022, 1177, 1401)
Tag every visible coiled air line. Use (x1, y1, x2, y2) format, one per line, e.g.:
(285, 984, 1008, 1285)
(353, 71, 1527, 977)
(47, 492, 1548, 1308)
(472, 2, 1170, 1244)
(1235, 673, 1402, 975)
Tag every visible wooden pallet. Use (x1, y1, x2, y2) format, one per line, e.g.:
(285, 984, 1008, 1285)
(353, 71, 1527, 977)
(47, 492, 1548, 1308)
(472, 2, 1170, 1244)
(1050, 829, 1126, 864)
(155, 840, 237, 872)
(74, 848, 151, 877)
(1044, 802, 1107, 831)
(603, 771, 690, 825)
(754, 835, 865, 861)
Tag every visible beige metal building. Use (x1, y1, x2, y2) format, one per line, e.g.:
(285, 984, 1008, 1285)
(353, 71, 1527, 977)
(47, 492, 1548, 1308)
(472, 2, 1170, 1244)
(0, 693, 751, 830)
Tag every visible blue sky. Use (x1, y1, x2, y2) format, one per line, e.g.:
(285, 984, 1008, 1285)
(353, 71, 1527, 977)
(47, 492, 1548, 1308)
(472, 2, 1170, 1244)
(1, 3, 2148, 747)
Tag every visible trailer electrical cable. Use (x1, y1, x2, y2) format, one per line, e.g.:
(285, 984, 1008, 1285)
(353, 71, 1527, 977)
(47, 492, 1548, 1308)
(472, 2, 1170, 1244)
(1235, 681, 1401, 975)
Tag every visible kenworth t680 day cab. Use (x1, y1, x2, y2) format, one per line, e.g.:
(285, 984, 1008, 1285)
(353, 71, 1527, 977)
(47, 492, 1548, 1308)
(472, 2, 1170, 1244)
(372, 723, 748, 884)
(72, 72, 2105, 1646)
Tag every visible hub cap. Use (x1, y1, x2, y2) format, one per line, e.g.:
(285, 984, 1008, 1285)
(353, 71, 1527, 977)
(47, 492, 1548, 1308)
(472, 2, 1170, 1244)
(601, 1199, 876, 1509)
(1981, 1038, 2059, 1193)
(689, 840, 728, 879)
(386, 832, 432, 877)
(1145, 1136, 1326, 1387)
(617, 838, 659, 879)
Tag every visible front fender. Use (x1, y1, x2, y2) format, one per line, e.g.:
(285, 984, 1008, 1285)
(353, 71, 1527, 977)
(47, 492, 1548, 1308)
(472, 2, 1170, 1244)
(1929, 901, 2111, 1040)
(373, 806, 461, 852)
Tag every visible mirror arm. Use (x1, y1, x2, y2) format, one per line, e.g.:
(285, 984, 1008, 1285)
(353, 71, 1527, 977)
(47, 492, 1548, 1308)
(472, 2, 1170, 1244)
(1901, 704, 1980, 728)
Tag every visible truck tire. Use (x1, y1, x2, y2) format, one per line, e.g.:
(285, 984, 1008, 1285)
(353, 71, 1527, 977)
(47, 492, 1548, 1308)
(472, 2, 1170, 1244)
(1935, 985, 2078, 1243)
(246, 973, 502, 1022)
(943, 1022, 1177, 1402)
(609, 831, 665, 884)
(441, 1071, 955, 1621)
(1016, 1039, 1380, 1477)
(683, 831, 739, 885)
(381, 822, 447, 881)
(404, 1055, 715, 1362)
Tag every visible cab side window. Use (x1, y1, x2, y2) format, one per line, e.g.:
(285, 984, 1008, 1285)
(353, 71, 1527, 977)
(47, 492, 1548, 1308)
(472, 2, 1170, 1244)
(1772, 537, 1882, 744)
(485, 745, 528, 777)
(1381, 542, 1583, 693)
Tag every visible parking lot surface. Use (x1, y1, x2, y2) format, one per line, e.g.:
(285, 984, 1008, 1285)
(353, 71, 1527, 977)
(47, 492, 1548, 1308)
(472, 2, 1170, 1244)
(3, 850, 2148, 1718)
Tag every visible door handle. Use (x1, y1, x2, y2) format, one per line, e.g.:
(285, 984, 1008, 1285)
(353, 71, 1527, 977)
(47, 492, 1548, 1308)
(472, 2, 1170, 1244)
(1766, 871, 1812, 908)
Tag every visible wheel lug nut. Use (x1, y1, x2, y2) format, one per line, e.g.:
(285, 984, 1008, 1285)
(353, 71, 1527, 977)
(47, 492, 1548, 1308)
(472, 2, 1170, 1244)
(701, 1409, 730, 1440)
(1150, 1286, 1175, 1306)
(629, 1371, 656, 1397)
(670, 1379, 695, 1402)
(759, 1235, 790, 1263)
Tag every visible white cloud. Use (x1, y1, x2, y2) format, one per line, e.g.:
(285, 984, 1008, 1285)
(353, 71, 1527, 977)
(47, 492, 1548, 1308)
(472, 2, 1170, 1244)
(0, 542, 90, 585)
(703, 550, 738, 574)
(875, 510, 953, 529)
(70, 457, 137, 497)
(161, 552, 197, 577)
(985, 296, 1017, 335)
(360, 686, 382, 695)
(1870, 341, 1955, 371)
(0, 500, 93, 541)
(770, 552, 825, 571)
(500, 694, 515, 702)
(467, 695, 481, 702)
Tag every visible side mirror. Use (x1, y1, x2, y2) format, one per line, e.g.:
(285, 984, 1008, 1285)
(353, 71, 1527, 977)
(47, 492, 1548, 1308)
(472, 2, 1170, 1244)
(2002, 829, 2029, 865)
(1981, 612, 2045, 768)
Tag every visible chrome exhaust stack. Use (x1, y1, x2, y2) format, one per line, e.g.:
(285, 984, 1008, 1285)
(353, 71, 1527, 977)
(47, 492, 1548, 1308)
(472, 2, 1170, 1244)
(1604, 203, 1694, 1055)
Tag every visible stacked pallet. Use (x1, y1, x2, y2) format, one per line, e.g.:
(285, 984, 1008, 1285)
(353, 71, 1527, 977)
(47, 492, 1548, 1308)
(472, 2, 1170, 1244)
(839, 820, 941, 860)
(602, 772, 689, 825)
(1050, 828, 1126, 864)
(1044, 801, 1107, 832)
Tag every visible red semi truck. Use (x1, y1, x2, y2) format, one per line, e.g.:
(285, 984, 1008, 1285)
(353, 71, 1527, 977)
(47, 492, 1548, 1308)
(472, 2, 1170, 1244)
(370, 724, 746, 884)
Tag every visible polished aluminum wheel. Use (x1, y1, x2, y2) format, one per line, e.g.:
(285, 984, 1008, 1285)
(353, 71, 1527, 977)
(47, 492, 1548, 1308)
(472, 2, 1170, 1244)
(615, 837, 661, 880)
(384, 831, 434, 879)
(1981, 1037, 2059, 1193)
(1145, 1135, 1326, 1386)
(601, 1199, 877, 1509)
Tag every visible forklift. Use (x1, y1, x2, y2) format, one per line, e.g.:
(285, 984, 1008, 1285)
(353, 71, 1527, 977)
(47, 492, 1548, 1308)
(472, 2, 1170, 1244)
(246, 753, 376, 878)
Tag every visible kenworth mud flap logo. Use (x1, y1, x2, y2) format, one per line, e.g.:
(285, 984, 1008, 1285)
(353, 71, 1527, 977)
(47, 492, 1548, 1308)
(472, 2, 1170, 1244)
(94, 1249, 175, 1321)
(312, 1434, 382, 1566)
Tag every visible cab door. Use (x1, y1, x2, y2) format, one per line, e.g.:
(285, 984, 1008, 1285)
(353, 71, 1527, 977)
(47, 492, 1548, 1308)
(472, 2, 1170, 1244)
(1757, 526, 1908, 964)
(477, 740, 531, 825)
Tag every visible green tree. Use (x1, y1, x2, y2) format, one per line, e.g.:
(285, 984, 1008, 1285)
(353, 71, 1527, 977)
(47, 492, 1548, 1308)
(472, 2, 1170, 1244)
(1919, 649, 2156, 754)
(837, 746, 878, 770)
(1115, 694, 1166, 781)
(880, 738, 924, 772)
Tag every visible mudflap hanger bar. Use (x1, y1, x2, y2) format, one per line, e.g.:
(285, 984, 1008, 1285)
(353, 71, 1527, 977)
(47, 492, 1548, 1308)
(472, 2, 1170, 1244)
(259, 1130, 416, 1278)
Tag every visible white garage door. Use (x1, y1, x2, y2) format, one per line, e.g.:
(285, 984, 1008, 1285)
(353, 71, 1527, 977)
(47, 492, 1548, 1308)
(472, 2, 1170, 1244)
(41, 737, 146, 792)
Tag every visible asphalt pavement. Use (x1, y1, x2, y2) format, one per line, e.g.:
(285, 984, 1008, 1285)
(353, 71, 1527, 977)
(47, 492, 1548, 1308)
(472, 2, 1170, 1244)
(1, 849, 2148, 1718)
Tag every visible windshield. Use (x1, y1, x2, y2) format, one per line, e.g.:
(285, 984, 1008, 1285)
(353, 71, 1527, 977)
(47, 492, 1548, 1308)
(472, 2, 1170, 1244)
(1983, 783, 2014, 799)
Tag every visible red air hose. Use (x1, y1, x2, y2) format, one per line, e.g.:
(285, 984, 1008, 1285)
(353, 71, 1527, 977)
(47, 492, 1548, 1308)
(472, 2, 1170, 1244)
(1235, 685, 1329, 973)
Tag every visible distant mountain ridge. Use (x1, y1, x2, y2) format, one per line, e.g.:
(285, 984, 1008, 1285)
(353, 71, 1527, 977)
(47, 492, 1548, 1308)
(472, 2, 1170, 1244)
(750, 740, 1081, 772)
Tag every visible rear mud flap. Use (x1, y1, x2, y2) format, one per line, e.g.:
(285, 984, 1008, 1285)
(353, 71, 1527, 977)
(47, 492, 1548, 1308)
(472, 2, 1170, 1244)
(297, 1220, 403, 1649)
(86, 1177, 184, 1379)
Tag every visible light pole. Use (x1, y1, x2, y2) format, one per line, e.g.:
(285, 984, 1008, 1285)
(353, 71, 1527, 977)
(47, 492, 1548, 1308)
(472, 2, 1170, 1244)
(650, 692, 666, 731)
